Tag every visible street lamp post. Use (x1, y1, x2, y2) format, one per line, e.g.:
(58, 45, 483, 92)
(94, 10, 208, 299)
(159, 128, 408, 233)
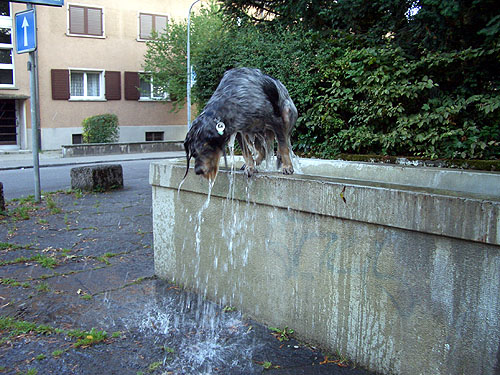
(187, 0, 201, 130)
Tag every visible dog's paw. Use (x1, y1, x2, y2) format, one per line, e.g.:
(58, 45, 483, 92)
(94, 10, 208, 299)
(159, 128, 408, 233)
(282, 165, 294, 175)
(244, 165, 257, 177)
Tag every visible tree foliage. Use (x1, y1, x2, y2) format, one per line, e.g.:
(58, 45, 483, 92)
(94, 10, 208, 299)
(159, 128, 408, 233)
(145, 0, 500, 160)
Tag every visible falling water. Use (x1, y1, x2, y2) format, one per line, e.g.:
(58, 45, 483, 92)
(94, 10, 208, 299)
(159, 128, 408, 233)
(146, 141, 303, 373)
(133, 281, 261, 374)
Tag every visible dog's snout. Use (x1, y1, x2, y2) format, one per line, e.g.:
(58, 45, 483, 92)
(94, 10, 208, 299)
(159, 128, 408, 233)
(195, 165, 205, 175)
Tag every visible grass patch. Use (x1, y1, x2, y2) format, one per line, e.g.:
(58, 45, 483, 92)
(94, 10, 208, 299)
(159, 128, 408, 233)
(0, 317, 57, 337)
(0, 242, 24, 251)
(0, 278, 30, 288)
(45, 195, 62, 215)
(35, 282, 50, 292)
(0, 317, 108, 348)
(97, 252, 118, 265)
(0, 254, 59, 269)
(67, 327, 107, 348)
(51, 349, 65, 358)
(148, 361, 162, 372)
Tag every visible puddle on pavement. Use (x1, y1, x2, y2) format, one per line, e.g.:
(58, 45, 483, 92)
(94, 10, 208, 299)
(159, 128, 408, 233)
(119, 280, 262, 374)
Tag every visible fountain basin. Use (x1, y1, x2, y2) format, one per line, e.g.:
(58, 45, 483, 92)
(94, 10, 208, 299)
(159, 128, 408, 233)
(150, 158, 500, 375)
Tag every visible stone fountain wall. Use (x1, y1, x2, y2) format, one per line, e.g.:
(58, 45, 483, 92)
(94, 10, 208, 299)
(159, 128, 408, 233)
(150, 158, 500, 375)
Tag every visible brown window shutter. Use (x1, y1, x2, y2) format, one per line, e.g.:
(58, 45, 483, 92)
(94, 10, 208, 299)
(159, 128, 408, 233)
(105, 71, 121, 100)
(87, 7, 103, 36)
(69, 5, 85, 34)
(124, 72, 140, 100)
(51, 69, 70, 100)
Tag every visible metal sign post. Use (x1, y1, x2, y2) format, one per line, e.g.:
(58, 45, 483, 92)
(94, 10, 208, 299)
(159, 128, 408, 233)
(15, 5, 40, 202)
(14, 0, 64, 202)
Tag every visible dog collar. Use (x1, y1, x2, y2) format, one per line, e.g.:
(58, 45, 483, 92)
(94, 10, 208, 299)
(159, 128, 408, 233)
(215, 121, 225, 136)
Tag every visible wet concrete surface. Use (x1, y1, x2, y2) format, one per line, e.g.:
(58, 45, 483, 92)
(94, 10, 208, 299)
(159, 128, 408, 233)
(0, 180, 378, 375)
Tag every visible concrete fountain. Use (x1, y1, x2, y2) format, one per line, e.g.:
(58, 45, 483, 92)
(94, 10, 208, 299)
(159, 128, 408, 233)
(150, 156, 500, 375)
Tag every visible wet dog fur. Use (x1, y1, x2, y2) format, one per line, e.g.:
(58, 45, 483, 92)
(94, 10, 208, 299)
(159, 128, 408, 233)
(184, 67, 298, 180)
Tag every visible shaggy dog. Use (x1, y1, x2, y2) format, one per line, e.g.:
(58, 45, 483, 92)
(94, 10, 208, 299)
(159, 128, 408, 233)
(183, 67, 297, 180)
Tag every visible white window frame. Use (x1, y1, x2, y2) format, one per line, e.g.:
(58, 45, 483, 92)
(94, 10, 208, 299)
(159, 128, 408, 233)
(139, 72, 169, 101)
(0, 3, 15, 89)
(137, 12, 169, 42)
(66, 3, 105, 39)
(69, 68, 105, 101)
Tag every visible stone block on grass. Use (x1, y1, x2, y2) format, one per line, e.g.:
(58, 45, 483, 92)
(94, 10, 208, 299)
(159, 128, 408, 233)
(71, 164, 123, 192)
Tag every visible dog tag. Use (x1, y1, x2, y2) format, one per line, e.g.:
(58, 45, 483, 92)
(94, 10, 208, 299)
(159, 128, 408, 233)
(216, 121, 225, 136)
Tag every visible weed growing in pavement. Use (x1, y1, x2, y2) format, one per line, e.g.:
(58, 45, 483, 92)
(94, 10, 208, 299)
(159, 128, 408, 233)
(255, 361, 280, 370)
(0, 317, 58, 338)
(45, 195, 62, 215)
(0, 317, 109, 349)
(148, 361, 162, 372)
(67, 327, 108, 348)
(0, 254, 59, 269)
(97, 252, 118, 265)
(223, 306, 237, 313)
(51, 349, 65, 358)
(0, 278, 30, 288)
(270, 326, 294, 342)
(0, 242, 25, 251)
(35, 282, 50, 292)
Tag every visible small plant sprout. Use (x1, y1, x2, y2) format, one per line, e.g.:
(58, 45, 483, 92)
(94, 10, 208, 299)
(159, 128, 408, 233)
(270, 326, 294, 342)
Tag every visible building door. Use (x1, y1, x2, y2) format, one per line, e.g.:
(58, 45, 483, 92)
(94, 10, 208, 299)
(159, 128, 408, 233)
(0, 99, 16, 145)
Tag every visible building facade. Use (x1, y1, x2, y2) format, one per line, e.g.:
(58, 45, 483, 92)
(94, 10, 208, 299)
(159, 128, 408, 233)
(0, 0, 192, 151)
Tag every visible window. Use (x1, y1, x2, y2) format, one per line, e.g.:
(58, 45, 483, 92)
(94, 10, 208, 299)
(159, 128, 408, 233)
(72, 134, 83, 144)
(146, 132, 164, 142)
(0, 3, 14, 87)
(51, 69, 120, 101)
(68, 4, 103, 37)
(70, 70, 104, 100)
(139, 73, 168, 101)
(139, 13, 167, 40)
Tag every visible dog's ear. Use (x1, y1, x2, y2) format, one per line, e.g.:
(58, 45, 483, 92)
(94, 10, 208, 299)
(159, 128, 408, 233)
(183, 139, 192, 179)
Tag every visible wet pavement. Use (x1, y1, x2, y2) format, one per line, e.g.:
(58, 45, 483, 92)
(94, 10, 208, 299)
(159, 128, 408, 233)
(0, 176, 378, 375)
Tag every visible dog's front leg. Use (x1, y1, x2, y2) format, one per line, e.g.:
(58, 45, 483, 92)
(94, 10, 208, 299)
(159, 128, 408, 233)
(236, 133, 257, 177)
(277, 141, 294, 175)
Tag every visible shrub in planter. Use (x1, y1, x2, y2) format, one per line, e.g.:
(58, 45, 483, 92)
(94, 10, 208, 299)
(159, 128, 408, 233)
(82, 114, 119, 144)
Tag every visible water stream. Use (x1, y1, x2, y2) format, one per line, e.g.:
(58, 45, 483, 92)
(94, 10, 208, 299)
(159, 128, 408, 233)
(147, 144, 303, 373)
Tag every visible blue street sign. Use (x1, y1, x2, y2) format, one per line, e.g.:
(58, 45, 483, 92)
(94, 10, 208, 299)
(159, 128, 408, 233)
(11, 0, 63, 7)
(15, 9, 37, 54)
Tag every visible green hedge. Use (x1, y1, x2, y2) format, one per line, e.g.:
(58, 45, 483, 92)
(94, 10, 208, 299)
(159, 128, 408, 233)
(82, 114, 119, 144)
(144, 3, 500, 160)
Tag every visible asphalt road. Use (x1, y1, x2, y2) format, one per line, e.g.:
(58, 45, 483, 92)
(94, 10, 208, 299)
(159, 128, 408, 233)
(0, 159, 153, 200)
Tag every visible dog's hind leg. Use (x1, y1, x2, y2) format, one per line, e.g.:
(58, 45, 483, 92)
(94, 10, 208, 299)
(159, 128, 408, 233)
(273, 106, 295, 175)
(236, 133, 257, 177)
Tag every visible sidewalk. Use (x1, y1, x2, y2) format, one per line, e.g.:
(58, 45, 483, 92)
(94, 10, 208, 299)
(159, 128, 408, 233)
(0, 173, 377, 375)
(0, 149, 185, 170)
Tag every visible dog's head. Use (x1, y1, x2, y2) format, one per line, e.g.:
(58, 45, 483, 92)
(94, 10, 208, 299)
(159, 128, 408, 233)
(184, 114, 227, 181)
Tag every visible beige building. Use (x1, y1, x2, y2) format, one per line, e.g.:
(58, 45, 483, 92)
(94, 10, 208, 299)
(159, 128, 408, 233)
(0, 0, 193, 151)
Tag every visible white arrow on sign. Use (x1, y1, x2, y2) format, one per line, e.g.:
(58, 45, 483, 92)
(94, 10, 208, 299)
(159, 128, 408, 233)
(22, 16, 29, 47)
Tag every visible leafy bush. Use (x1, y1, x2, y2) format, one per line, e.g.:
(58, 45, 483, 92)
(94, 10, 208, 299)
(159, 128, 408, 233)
(144, 1, 500, 160)
(82, 114, 119, 144)
(297, 41, 500, 159)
